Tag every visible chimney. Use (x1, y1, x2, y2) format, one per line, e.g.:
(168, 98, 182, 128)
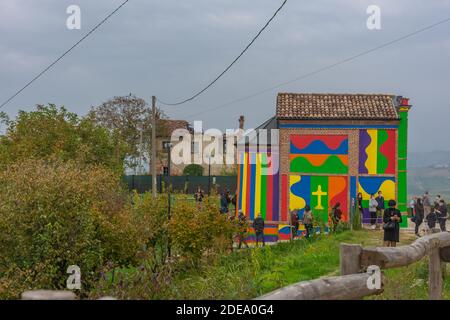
(238, 115, 245, 129)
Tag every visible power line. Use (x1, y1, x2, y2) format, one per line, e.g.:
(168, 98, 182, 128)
(182, 16, 450, 119)
(0, 0, 130, 109)
(157, 0, 288, 106)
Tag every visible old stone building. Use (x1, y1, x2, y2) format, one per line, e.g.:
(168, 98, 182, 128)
(158, 117, 245, 176)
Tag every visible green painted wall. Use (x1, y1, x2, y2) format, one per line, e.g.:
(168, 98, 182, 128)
(398, 110, 409, 228)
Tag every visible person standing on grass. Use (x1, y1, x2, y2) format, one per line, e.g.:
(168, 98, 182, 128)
(302, 205, 314, 239)
(357, 193, 363, 214)
(437, 199, 448, 232)
(220, 190, 229, 214)
(331, 202, 343, 232)
(383, 200, 402, 247)
(427, 205, 438, 230)
(253, 213, 265, 247)
(356, 193, 363, 227)
(369, 194, 378, 230)
(290, 209, 299, 238)
(237, 211, 249, 249)
(194, 186, 204, 202)
(409, 197, 416, 217)
(225, 189, 232, 207)
(231, 193, 237, 212)
(376, 191, 385, 229)
(423, 191, 431, 220)
(413, 197, 424, 236)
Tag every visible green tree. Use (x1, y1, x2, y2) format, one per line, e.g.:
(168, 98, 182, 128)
(0, 104, 125, 173)
(183, 164, 204, 176)
(89, 95, 167, 173)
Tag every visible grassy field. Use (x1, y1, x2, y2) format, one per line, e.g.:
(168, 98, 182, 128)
(102, 229, 449, 300)
(166, 229, 449, 300)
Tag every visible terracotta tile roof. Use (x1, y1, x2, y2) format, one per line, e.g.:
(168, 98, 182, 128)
(158, 119, 192, 137)
(276, 93, 399, 120)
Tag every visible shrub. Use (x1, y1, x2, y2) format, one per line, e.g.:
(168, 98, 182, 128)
(169, 195, 237, 266)
(129, 192, 169, 263)
(90, 192, 238, 299)
(183, 164, 204, 176)
(0, 159, 138, 298)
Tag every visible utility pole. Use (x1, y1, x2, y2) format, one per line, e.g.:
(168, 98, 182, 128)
(167, 142, 172, 258)
(151, 96, 157, 198)
(208, 157, 211, 196)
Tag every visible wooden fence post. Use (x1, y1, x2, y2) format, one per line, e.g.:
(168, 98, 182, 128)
(441, 246, 450, 280)
(429, 247, 443, 300)
(21, 290, 76, 300)
(340, 243, 362, 275)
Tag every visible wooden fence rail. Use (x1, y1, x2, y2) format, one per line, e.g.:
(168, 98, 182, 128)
(258, 232, 450, 300)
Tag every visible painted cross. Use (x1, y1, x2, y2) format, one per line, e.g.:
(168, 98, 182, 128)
(312, 185, 327, 210)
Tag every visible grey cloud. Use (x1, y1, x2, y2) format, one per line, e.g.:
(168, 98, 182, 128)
(0, 0, 449, 152)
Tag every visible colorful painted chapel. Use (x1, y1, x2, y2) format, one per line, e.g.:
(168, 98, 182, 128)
(236, 93, 412, 242)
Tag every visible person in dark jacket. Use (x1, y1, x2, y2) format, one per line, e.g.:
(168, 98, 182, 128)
(331, 202, 343, 232)
(220, 191, 229, 213)
(252, 213, 265, 247)
(237, 211, 249, 249)
(423, 191, 431, 220)
(357, 193, 363, 213)
(376, 191, 385, 229)
(231, 193, 237, 212)
(427, 205, 438, 230)
(302, 205, 314, 239)
(291, 210, 299, 238)
(413, 197, 424, 236)
(437, 199, 448, 232)
(194, 187, 204, 202)
(383, 200, 402, 247)
(355, 192, 363, 227)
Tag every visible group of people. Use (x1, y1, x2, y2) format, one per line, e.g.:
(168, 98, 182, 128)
(235, 211, 265, 248)
(357, 192, 403, 247)
(290, 205, 316, 239)
(290, 203, 344, 239)
(194, 186, 448, 249)
(410, 192, 448, 236)
(356, 191, 386, 230)
(194, 186, 237, 214)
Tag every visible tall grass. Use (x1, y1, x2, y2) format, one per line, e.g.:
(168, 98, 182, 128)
(165, 231, 358, 299)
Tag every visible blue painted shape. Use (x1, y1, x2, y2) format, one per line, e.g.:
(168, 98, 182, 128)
(290, 139, 348, 155)
(358, 176, 395, 195)
(249, 153, 256, 220)
(350, 176, 357, 205)
(290, 175, 311, 218)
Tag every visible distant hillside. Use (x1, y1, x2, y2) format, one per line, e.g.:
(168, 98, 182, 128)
(408, 150, 450, 198)
(408, 150, 450, 168)
(408, 167, 450, 198)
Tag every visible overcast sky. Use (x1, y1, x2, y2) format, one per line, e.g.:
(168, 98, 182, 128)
(1, 0, 449, 152)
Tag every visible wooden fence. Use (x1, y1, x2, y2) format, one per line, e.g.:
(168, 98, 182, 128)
(257, 231, 450, 300)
